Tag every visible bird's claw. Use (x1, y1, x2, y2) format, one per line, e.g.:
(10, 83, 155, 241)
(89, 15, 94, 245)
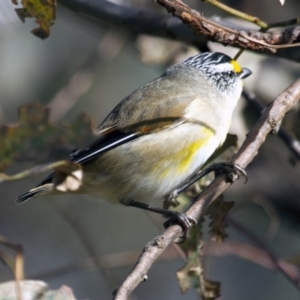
(214, 162, 248, 183)
(163, 212, 197, 243)
(163, 190, 180, 208)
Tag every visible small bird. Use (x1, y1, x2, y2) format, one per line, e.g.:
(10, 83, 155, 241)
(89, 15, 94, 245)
(17, 52, 251, 228)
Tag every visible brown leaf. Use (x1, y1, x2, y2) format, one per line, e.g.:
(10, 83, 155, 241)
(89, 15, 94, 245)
(206, 196, 234, 242)
(177, 223, 220, 299)
(0, 103, 96, 172)
(177, 251, 201, 294)
(177, 249, 220, 299)
(12, 0, 57, 39)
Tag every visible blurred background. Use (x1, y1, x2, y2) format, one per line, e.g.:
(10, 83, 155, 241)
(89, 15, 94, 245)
(1, 0, 300, 299)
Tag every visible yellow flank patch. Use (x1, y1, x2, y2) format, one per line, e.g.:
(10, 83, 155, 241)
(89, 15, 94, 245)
(159, 127, 214, 178)
(230, 60, 242, 73)
(175, 139, 206, 174)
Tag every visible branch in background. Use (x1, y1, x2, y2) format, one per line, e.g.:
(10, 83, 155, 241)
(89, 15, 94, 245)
(31, 240, 300, 286)
(58, 0, 300, 62)
(57, 0, 206, 48)
(227, 216, 300, 289)
(203, 240, 300, 283)
(114, 78, 300, 299)
(242, 90, 300, 162)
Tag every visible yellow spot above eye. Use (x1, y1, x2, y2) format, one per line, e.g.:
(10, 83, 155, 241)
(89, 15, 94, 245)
(230, 60, 242, 73)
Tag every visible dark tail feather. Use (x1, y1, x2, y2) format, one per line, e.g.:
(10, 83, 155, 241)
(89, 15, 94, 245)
(16, 190, 41, 204)
(16, 184, 52, 204)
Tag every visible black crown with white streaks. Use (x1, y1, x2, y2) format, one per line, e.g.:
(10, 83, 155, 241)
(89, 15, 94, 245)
(183, 52, 232, 69)
(180, 52, 239, 92)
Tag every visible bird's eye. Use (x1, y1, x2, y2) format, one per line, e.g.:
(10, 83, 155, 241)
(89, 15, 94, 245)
(229, 71, 235, 79)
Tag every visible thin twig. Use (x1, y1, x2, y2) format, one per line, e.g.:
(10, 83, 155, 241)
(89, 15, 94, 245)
(114, 78, 300, 299)
(203, 0, 300, 30)
(0, 160, 79, 183)
(203, 0, 268, 28)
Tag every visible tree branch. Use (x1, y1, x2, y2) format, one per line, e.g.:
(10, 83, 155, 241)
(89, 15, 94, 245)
(58, 0, 300, 62)
(156, 0, 300, 52)
(114, 78, 300, 299)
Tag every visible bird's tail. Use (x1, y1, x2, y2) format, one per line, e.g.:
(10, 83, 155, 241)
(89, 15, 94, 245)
(16, 183, 53, 204)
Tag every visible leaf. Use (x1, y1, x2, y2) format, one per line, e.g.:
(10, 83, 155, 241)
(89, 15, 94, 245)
(177, 250, 202, 294)
(12, 0, 57, 39)
(177, 220, 202, 293)
(0, 103, 96, 172)
(176, 196, 233, 297)
(206, 196, 234, 242)
(177, 222, 220, 299)
(177, 248, 220, 299)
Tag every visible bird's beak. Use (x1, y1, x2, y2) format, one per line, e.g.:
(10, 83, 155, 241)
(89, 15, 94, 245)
(240, 68, 252, 79)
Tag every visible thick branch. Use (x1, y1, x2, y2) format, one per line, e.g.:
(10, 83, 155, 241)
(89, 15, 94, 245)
(157, 0, 300, 52)
(114, 79, 300, 299)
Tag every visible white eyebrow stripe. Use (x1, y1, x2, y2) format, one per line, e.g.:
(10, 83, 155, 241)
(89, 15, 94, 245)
(210, 63, 233, 72)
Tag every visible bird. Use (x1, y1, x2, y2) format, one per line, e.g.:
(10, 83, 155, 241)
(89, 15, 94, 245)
(16, 52, 251, 229)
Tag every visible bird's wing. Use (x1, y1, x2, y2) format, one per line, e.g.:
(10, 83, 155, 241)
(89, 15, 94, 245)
(69, 128, 140, 164)
(29, 82, 198, 190)
(70, 73, 201, 165)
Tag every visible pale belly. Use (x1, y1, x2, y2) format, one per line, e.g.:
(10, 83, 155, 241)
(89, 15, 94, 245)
(81, 123, 223, 204)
